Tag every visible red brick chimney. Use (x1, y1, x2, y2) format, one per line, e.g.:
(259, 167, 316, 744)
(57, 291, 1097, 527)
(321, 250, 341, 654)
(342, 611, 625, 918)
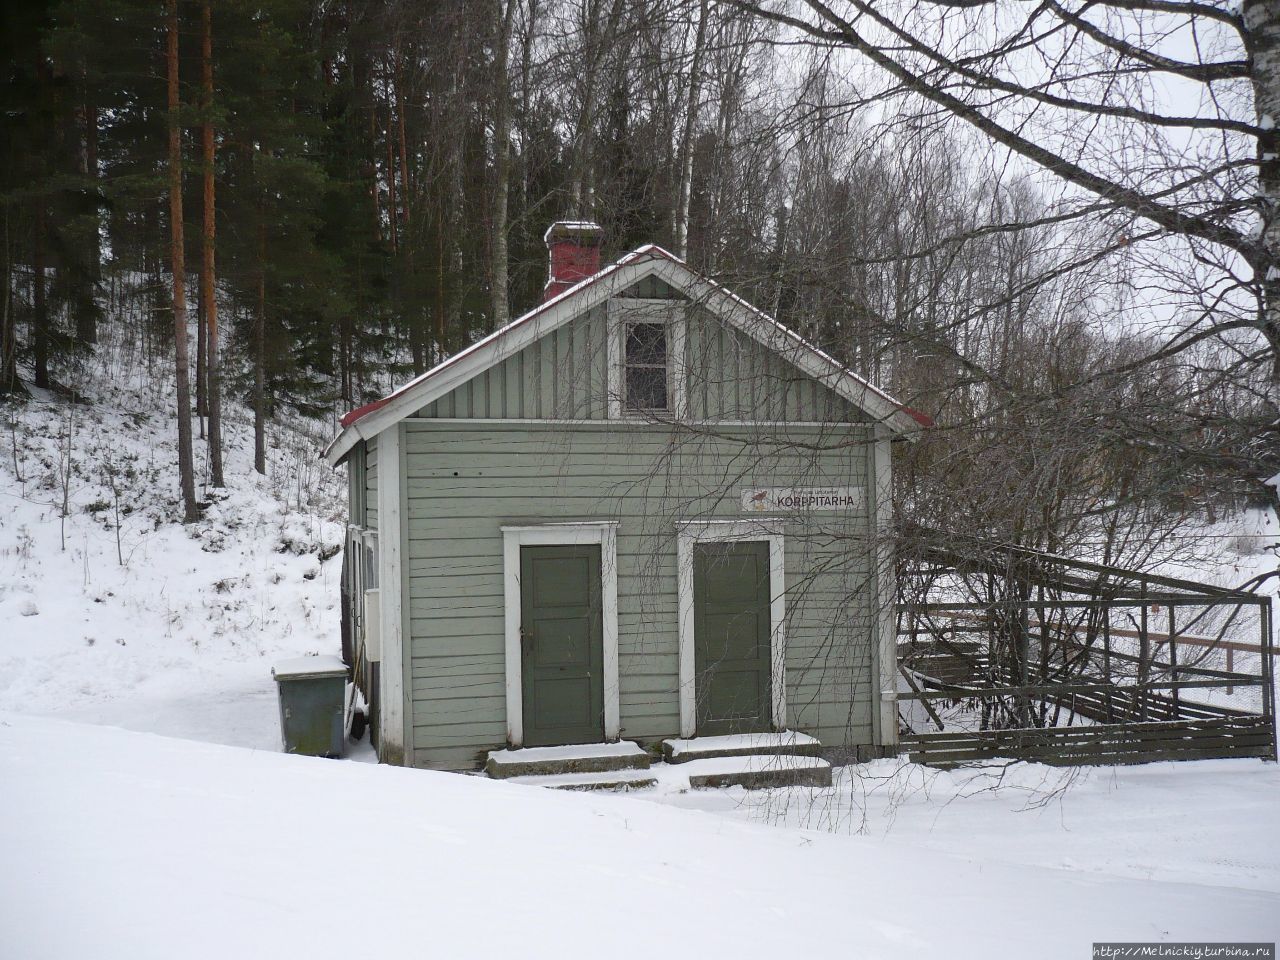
(543, 221, 604, 302)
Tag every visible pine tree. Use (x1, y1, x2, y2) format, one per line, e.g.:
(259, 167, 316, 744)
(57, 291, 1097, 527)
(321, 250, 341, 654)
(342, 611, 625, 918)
(166, 0, 198, 521)
(200, 0, 224, 488)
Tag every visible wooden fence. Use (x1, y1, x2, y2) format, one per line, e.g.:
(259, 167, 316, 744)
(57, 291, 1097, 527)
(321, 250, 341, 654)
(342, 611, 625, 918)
(901, 717, 1275, 769)
(896, 612, 1276, 767)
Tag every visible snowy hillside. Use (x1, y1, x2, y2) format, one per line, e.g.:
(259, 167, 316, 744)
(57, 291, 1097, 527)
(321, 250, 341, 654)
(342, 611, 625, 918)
(0, 366, 345, 748)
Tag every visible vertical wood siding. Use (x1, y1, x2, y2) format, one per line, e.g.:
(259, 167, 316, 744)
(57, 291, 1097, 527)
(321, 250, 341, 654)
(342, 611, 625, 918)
(414, 286, 864, 424)
(684, 310, 864, 422)
(363, 435, 378, 528)
(417, 305, 610, 420)
(403, 420, 875, 771)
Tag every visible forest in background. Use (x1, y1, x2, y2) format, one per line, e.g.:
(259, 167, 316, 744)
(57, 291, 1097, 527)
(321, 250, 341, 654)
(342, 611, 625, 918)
(1, 0, 1276, 581)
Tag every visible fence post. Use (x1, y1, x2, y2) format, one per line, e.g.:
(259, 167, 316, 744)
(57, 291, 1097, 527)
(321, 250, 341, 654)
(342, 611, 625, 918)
(1168, 606, 1179, 720)
(1262, 600, 1277, 762)
(1103, 614, 1114, 723)
(1139, 591, 1150, 722)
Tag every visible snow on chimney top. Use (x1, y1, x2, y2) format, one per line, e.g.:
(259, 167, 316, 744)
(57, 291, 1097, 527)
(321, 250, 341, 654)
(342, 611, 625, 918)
(543, 221, 604, 302)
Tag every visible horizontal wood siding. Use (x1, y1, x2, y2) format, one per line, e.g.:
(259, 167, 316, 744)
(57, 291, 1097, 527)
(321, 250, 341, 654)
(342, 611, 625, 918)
(403, 420, 875, 770)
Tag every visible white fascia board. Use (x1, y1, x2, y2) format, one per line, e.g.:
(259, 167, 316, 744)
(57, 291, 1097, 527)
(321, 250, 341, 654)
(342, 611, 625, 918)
(646, 258, 922, 436)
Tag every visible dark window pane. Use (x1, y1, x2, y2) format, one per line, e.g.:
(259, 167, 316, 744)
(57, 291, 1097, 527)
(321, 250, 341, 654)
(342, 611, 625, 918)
(625, 365, 668, 411)
(625, 323, 667, 365)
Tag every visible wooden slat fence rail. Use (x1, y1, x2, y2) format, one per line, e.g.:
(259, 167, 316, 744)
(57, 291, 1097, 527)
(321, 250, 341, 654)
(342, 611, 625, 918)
(901, 717, 1275, 769)
(895, 535, 1275, 768)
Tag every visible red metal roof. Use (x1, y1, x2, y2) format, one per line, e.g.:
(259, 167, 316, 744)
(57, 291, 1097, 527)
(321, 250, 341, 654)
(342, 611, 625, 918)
(901, 406, 934, 428)
(340, 397, 391, 428)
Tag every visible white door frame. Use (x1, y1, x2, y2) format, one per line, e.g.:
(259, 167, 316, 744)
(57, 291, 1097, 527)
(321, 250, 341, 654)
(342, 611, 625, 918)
(676, 519, 786, 739)
(501, 522, 620, 748)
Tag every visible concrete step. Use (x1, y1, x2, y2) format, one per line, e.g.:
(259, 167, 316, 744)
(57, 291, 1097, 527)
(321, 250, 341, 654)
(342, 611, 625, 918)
(661, 731, 823, 764)
(485, 741, 651, 779)
(679, 754, 833, 790)
(505, 771, 658, 792)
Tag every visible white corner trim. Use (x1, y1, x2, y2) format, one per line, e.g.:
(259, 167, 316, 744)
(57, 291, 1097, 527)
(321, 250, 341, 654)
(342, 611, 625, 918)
(606, 298, 688, 420)
(375, 424, 405, 763)
(870, 430, 897, 748)
(675, 519, 787, 739)
(501, 521, 620, 748)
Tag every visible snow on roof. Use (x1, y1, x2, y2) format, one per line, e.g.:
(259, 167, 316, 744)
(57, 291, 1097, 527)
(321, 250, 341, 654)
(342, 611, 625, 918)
(272, 655, 348, 680)
(543, 221, 604, 241)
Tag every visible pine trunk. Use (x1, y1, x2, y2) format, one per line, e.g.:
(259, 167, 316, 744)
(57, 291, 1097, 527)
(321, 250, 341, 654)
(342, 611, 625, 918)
(254, 215, 266, 476)
(77, 97, 99, 346)
(168, 0, 199, 522)
(196, 294, 207, 428)
(0, 209, 17, 395)
(201, 0, 224, 487)
(32, 202, 49, 389)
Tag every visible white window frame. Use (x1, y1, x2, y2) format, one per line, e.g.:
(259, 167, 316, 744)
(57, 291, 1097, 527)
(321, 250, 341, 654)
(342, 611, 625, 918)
(675, 519, 787, 739)
(607, 297, 687, 420)
(501, 521, 621, 748)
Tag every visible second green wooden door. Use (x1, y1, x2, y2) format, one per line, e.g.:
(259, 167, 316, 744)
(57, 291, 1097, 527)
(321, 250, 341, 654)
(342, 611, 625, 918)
(520, 544, 605, 747)
(693, 541, 773, 736)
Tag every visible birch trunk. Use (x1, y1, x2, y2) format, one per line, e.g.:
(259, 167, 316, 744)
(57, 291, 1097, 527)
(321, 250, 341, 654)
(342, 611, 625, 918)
(1244, 0, 1280, 380)
(674, 0, 709, 261)
(491, 0, 515, 330)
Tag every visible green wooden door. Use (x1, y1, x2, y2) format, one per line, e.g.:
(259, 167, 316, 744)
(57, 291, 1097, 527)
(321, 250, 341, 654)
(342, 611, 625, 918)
(693, 541, 773, 736)
(520, 545, 605, 747)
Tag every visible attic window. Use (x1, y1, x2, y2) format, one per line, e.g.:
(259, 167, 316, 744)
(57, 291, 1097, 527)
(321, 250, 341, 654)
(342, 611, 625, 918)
(624, 322, 668, 411)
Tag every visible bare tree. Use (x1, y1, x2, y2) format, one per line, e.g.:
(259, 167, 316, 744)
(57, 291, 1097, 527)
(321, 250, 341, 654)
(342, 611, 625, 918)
(732, 0, 1278, 378)
(674, 0, 709, 259)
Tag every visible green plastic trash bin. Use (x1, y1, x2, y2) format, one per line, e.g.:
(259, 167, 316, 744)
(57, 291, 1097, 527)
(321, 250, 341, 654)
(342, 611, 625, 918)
(272, 655, 348, 758)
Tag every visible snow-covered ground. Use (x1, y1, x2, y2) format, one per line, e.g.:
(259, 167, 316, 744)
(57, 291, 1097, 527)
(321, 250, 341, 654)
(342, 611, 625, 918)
(0, 371, 345, 747)
(2, 361, 1277, 955)
(2, 713, 1276, 960)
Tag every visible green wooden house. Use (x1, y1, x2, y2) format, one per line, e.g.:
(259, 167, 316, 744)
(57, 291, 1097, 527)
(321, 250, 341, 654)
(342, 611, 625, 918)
(326, 223, 925, 776)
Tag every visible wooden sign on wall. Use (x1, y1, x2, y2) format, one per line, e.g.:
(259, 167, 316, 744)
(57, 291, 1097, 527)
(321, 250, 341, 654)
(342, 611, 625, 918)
(740, 487, 864, 512)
